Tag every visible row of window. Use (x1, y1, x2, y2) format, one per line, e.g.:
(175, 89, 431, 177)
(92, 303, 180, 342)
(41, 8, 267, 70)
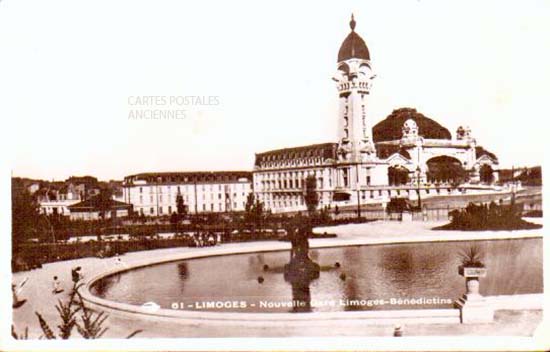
(259, 188, 453, 208)
(340, 168, 372, 187)
(129, 174, 251, 184)
(259, 157, 326, 169)
(257, 193, 333, 209)
(258, 177, 323, 191)
(137, 183, 249, 194)
(134, 192, 247, 205)
(137, 201, 246, 215)
(41, 206, 66, 214)
(256, 169, 327, 180)
(255, 170, 330, 191)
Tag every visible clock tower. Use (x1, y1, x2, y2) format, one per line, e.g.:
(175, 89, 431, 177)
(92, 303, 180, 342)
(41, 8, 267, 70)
(333, 15, 376, 163)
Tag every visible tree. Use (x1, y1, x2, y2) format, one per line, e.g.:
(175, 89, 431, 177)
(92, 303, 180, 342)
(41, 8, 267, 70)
(479, 165, 494, 184)
(176, 193, 186, 218)
(35, 215, 56, 243)
(173, 192, 187, 235)
(244, 193, 264, 233)
(12, 179, 40, 244)
(245, 193, 255, 214)
(170, 212, 179, 234)
(96, 188, 113, 220)
(304, 175, 319, 215)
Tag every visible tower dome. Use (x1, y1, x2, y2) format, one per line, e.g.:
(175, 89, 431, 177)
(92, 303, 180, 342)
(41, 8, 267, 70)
(338, 14, 370, 62)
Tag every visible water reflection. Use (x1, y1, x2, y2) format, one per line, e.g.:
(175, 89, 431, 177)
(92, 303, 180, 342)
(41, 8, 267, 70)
(91, 275, 117, 296)
(178, 262, 188, 279)
(283, 228, 320, 313)
(288, 277, 313, 312)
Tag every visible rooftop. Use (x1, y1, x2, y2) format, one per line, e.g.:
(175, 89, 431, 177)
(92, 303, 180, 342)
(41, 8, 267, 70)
(124, 171, 253, 185)
(255, 143, 338, 166)
(68, 195, 131, 212)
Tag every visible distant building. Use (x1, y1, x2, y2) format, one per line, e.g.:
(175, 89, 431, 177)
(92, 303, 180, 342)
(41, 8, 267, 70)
(36, 176, 109, 216)
(68, 195, 132, 221)
(36, 184, 81, 216)
(66, 176, 101, 200)
(253, 143, 340, 211)
(107, 180, 125, 202)
(122, 171, 253, 216)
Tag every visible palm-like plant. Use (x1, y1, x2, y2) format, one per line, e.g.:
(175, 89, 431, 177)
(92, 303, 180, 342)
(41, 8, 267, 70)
(55, 298, 81, 339)
(458, 245, 485, 268)
(35, 312, 56, 339)
(75, 309, 109, 339)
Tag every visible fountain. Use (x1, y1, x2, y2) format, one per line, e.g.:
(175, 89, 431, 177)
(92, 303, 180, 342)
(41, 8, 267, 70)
(283, 223, 320, 312)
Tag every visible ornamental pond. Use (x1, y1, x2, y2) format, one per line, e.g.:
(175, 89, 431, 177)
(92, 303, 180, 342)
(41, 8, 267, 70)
(91, 238, 542, 313)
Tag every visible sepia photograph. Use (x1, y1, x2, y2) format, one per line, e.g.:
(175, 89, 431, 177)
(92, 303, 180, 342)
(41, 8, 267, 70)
(1, 0, 548, 351)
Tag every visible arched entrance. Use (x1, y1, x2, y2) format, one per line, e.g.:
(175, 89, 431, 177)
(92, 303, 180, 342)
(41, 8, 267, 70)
(479, 164, 494, 184)
(426, 155, 466, 185)
(388, 166, 409, 186)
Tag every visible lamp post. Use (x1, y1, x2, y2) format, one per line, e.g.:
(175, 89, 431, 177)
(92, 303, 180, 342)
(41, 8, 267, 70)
(42, 213, 57, 259)
(356, 189, 361, 219)
(416, 166, 422, 210)
(156, 176, 161, 217)
(356, 165, 361, 219)
(194, 180, 198, 215)
(511, 165, 516, 205)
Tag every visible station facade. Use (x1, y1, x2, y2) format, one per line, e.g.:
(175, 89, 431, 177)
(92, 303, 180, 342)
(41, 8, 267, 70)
(252, 15, 499, 213)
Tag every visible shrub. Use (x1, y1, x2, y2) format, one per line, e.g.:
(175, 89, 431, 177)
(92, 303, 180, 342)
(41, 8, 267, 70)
(436, 201, 542, 231)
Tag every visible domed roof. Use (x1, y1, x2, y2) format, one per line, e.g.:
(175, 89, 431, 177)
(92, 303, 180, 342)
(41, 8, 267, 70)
(338, 15, 370, 62)
(372, 108, 452, 143)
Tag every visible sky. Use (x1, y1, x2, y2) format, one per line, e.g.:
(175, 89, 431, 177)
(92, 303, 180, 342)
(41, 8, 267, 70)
(1, 0, 549, 181)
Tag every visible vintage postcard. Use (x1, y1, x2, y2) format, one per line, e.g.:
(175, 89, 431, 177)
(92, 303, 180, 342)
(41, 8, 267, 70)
(1, 0, 548, 351)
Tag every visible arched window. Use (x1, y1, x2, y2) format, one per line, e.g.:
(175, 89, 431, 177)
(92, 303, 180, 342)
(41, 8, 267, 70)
(426, 156, 466, 185)
(388, 166, 409, 186)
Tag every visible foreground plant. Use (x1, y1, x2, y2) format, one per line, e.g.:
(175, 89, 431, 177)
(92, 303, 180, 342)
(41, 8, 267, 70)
(30, 277, 142, 339)
(11, 325, 28, 340)
(75, 300, 109, 339)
